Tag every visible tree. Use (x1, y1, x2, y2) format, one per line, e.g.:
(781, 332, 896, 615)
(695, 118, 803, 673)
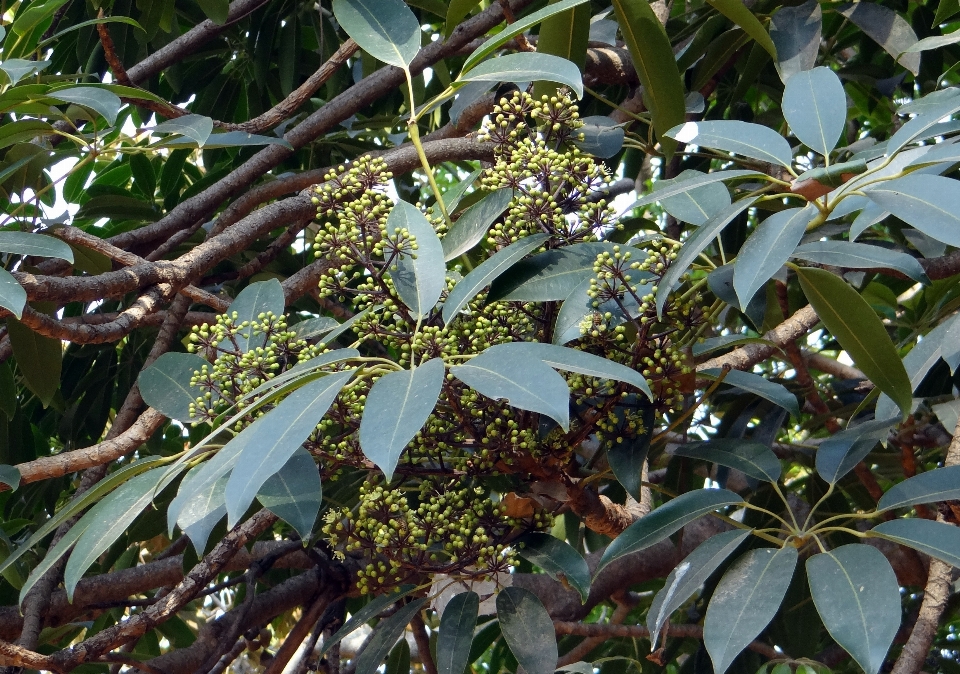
(0, 0, 959, 672)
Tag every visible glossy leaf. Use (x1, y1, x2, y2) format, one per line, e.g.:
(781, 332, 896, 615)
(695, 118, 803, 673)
(355, 598, 428, 674)
(878, 465, 960, 512)
(701, 368, 800, 418)
(442, 234, 550, 324)
(489, 243, 617, 302)
(733, 206, 813, 310)
(320, 586, 418, 656)
(333, 0, 420, 69)
(138, 352, 209, 422)
(905, 140, 960, 168)
(359, 358, 444, 481)
(516, 533, 591, 602)
(628, 170, 762, 211)
(293, 316, 339, 339)
(496, 587, 558, 674)
(460, 53, 584, 100)
(153, 114, 214, 147)
(597, 489, 744, 574)
(706, 0, 777, 59)
(654, 170, 731, 226)
(224, 370, 353, 525)
(441, 189, 513, 261)
(0, 268, 26, 319)
(0, 231, 74, 262)
(796, 267, 912, 415)
(838, 3, 919, 75)
(8, 315, 61, 408)
(864, 175, 960, 248)
(533, 0, 590, 98)
(666, 121, 793, 169)
(389, 201, 446, 317)
(177, 470, 227, 555)
(769, 0, 821, 82)
(782, 67, 846, 156)
(450, 349, 570, 430)
(607, 399, 655, 499)
(815, 417, 898, 485)
(870, 519, 960, 568)
(257, 446, 322, 540)
(807, 545, 899, 674)
(903, 31, 960, 53)
(444, 169, 482, 213)
(792, 241, 928, 285)
(226, 279, 285, 353)
(647, 529, 752, 649)
(48, 87, 121, 126)
(670, 439, 781, 483)
(437, 592, 479, 674)
(885, 94, 960, 156)
(574, 116, 625, 159)
(704, 546, 798, 674)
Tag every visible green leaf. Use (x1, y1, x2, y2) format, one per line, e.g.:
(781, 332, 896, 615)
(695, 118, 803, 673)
(153, 114, 214, 148)
(0, 268, 26, 319)
(450, 350, 571, 430)
(935, 0, 960, 26)
(489, 242, 620, 302)
(692, 335, 776, 357)
(885, 92, 960, 157)
(596, 489, 744, 574)
(0, 465, 20, 491)
(864, 175, 960, 248)
(878, 465, 960, 512)
(333, 0, 421, 69)
(384, 638, 410, 674)
(445, 0, 481, 36)
(656, 197, 758, 316)
(129, 153, 156, 198)
(906, 140, 960, 168)
(196, 0, 228, 23)
(516, 533, 591, 602)
(837, 3, 919, 75)
(791, 242, 929, 285)
(815, 417, 898, 485)
(225, 370, 353, 525)
(443, 169, 482, 214)
(461, 0, 589, 72)
(441, 189, 513, 261)
(36, 16, 145, 47)
(552, 276, 640, 345)
(460, 53, 584, 100)
(293, 316, 339, 339)
(48, 87, 122, 126)
(320, 586, 418, 656)
(0, 60, 50, 86)
(870, 519, 960, 568)
(611, 0, 685, 157)
(19, 519, 88, 605)
(701, 368, 800, 418)
(654, 170, 731, 226)
(169, 431, 250, 534)
(666, 121, 794, 169)
(176, 469, 227, 555)
(11, 0, 69, 35)
(355, 598, 428, 674)
(226, 279, 286, 353)
(532, 0, 590, 98)
(782, 67, 846, 157)
(670, 439, 781, 483)
(257, 446, 322, 540)
(138, 352, 209, 422)
(0, 362, 17, 419)
(359, 358, 444, 481)
(647, 529, 752, 649)
(703, 546, 798, 674)
(0, 231, 73, 262)
(0, 119, 54, 148)
(442, 233, 550, 325)
(437, 592, 479, 674)
(628, 171, 763, 211)
(796, 267, 912, 416)
(807, 546, 898, 674)
(389, 201, 446, 318)
(902, 31, 960, 54)
(574, 116, 625, 159)
(322, 306, 383, 346)
(706, 0, 777, 59)
(769, 1, 821, 83)
(163, 131, 294, 150)
(8, 315, 61, 408)
(733, 206, 814, 311)
(496, 587, 557, 674)
(607, 399, 654, 499)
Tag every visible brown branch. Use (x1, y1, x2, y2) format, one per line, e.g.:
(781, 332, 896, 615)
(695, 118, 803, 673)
(411, 613, 437, 674)
(0, 640, 59, 673)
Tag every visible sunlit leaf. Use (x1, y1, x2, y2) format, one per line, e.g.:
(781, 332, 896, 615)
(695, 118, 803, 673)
(460, 53, 584, 100)
(333, 0, 420, 69)
(389, 201, 446, 317)
(782, 67, 846, 156)
(666, 121, 793, 168)
(733, 206, 813, 310)
(441, 189, 513, 261)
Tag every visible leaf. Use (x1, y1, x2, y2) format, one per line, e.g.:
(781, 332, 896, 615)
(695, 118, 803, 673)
(935, 0, 960, 25)
(670, 439, 781, 483)
(437, 591, 479, 674)
(138, 352, 209, 421)
(176, 470, 227, 555)
(196, 0, 228, 23)
(441, 189, 513, 261)
(666, 121, 794, 169)
(706, 0, 777, 59)
(488, 242, 618, 302)
(692, 335, 776, 357)
(442, 233, 550, 325)
(257, 446, 322, 540)
(607, 399, 655, 499)
(446, 0, 481, 36)
(355, 598, 428, 674)
(864, 175, 960, 248)
(224, 370, 353, 525)
(552, 276, 640, 345)
(815, 417, 898, 485)
(0, 59, 50, 86)
(647, 529, 752, 649)
(656, 197, 758, 317)
(153, 115, 214, 147)
(0, 465, 20, 491)
(0, 268, 26, 319)
(627, 171, 763, 211)
(878, 465, 960, 512)
(796, 267, 912, 416)
(358, 358, 444, 481)
(322, 306, 383, 347)
(293, 316, 339, 339)
(573, 116, 625, 159)
(886, 95, 960, 156)
(837, 3, 919, 75)
(0, 363, 16, 419)
(870, 519, 960, 568)
(791, 241, 928, 285)
(443, 169, 483, 214)
(320, 586, 418, 656)
(654, 170, 731, 226)
(769, 0, 821, 83)
(902, 31, 960, 53)
(385, 638, 410, 674)
(36, 16, 145, 47)
(782, 67, 846, 157)
(0, 231, 74, 262)
(19, 519, 88, 606)
(163, 131, 294, 150)
(333, 0, 420, 69)
(496, 587, 558, 674)
(48, 87, 122, 126)
(611, 0, 685, 157)
(226, 279, 285, 353)
(64, 468, 166, 601)
(733, 206, 813, 310)
(906, 140, 960, 168)
(701, 368, 800, 418)
(516, 533, 591, 602)
(596, 489, 744, 574)
(8, 315, 61, 408)
(450, 350, 571, 430)
(459, 53, 584, 100)
(389, 201, 446, 317)
(703, 546, 798, 674)
(532, 0, 590, 98)
(12, 0, 69, 36)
